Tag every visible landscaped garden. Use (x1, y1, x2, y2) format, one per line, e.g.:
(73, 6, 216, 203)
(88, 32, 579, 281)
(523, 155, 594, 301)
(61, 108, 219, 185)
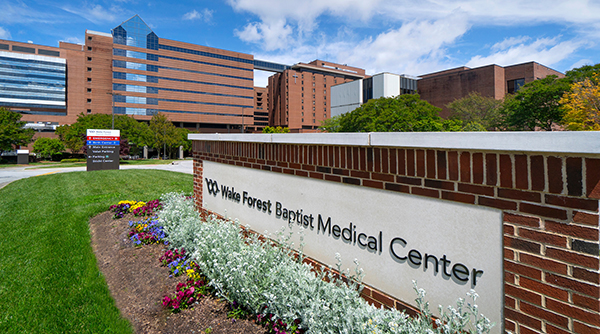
(0, 169, 494, 333)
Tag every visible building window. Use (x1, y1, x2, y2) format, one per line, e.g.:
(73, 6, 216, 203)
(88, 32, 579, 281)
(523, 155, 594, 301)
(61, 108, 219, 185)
(312, 89, 315, 93)
(302, 118, 304, 122)
(87, 57, 92, 61)
(87, 109, 92, 113)
(87, 78, 92, 82)
(87, 99, 91, 103)
(313, 119, 315, 123)
(302, 93, 304, 97)
(313, 82, 315, 86)
(87, 88, 92, 93)
(302, 106, 304, 110)
(507, 78, 525, 94)
(313, 101, 315, 105)
(87, 36, 92, 41)
(87, 67, 92, 72)
(87, 46, 92, 51)
(313, 107, 315, 111)
(302, 112, 304, 116)
(312, 113, 315, 117)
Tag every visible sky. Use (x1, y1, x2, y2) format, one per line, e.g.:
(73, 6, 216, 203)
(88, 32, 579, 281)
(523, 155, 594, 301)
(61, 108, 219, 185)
(1, 0, 599, 87)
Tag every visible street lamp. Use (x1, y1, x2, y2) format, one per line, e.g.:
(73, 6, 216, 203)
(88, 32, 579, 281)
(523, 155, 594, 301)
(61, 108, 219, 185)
(106, 91, 122, 129)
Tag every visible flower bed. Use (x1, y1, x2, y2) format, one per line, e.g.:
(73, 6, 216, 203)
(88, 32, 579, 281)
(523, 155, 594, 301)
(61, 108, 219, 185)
(112, 194, 494, 334)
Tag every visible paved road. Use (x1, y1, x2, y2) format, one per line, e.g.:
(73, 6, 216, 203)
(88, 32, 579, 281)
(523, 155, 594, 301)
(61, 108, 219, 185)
(0, 160, 193, 190)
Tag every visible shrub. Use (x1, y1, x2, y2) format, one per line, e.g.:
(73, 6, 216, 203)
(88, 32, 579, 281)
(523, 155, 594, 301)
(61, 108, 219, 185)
(60, 158, 86, 163)
(157, 193, 494, 334)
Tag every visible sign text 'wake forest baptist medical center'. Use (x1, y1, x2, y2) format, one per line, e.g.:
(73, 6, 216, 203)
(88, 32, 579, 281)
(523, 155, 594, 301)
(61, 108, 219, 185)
(86, 129, 120, 171)
(202, 161, 503, 329)
(206, 177, 486, 286)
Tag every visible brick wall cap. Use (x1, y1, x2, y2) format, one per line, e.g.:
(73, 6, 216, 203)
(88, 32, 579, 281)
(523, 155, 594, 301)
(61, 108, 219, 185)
(189, 132, 600, 154)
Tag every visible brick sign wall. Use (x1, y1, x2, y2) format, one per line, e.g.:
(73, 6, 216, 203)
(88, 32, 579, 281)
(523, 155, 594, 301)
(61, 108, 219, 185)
(190, 132, 600, 334)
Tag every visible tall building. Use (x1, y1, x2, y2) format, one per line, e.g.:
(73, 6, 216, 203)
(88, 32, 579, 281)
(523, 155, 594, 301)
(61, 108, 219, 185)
(330, 72, 418, 116)
(0, 15, 292, 138)
(268, 60, 366, 132)
(417, 61, 565, 118)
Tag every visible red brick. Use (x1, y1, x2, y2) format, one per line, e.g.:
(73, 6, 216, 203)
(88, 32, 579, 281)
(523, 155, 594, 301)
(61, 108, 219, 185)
(441, 191, 476, 204)
(448, 151, 459, 181)
(518, 228, 567, 247)
(505, 319, 516, 332)
(504, 235, 541, 254)
(545, 323, 571, 334)
(397, 176, 422, 186)
(382, 149, 389, 173)
(545, 220, 599, 241)
(504, 213, 541, 227)
(573, 267, 600, 284)
(385, 183, 410, 193)
(548, 156, 563, 194)
(573, 320, 600, 333)
(374, 147, 381, 172)
(480, 197, 518, 210)
(520, 203, 567, 220)
(406, 149, 415, 176)
(340, 146, 347, 169)
(295, 170, 308, 177)
(505, 271, 516, 283)
(352, 147, 359, 170)
(520, 276, 569, 301)
(504, 224, 515, 235)
(567, 157, 583, 196)
(515, 154, 529, 189)
(530, 155, 545, 191)
(342, 177, 360, 185)
(332, 168, 349, 176)
(498, 188, 542, 202)
(416, 150, 425, 177)
(545, 194, 599, 211)
(520, 253, 568, 275)
(398, 149, 406, 175)
(485, 153, 497, 186)
(505, 260, 542, 279)
(520, 325, 542, 334)
(546, 273, 600, 298)
(301, 164, 316, 172)
(309, 172, 323, 179)
(457, 183, 495, 196)
(586, 158, 600, 199)
(472, 153, 484, 184)
(500, 154, 513, 188)
(520, 301, 569, 328)
(426, 150, 436, 178)
(334, 146, 340, 168)
(283, 168, 294, 174)
(389, 149, 397, 174)
(546, 247, 599, 270)
(363, 179, 384, 189)
(351, 170, 370, 179)
(504, 248, 515, 260)
(271, 166, 282, 173)
(372, 172, 395, 182)
(424, 179, 455, 190)
(460, 152, 471, 182)
(573, 211, 599, 226)
(362, 294, 384, 309)
(437, 151, 447, 180)
(504, 284, 542, 308)
(359, 147, 366, 170)
(573, 292, 600, 312)
(504, 307, 542, 330)
(411, 187, 440, 198)
(366, 147, 374, 171)
(371, 289, 395, 308)
(324, 174, 341, 182)
(289, 162, 301, 169)
(546, 298, 600, 326)
(505, 295, 516, 308)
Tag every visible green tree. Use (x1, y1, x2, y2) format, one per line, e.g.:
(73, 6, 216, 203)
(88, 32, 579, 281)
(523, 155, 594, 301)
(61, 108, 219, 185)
(148, 113, 178, 159)
(499, 75, 571, 131)
(447, 92, 501, 130)
(33, 137, 65, 160)
(262, 126, 290, 133)
(56, 113, 150, 153)
(319, 94, 462, 132)
(0, 107, 35, 154)
(565, 63, 600, 83)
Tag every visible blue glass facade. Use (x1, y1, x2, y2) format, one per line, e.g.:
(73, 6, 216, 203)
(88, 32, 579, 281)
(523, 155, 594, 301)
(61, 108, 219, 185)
(0, 52, 66, 110)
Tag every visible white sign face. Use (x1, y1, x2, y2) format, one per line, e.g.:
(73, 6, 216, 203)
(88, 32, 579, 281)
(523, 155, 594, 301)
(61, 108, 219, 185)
(203, 161, 503, 331)
(87, 129, 120, 137)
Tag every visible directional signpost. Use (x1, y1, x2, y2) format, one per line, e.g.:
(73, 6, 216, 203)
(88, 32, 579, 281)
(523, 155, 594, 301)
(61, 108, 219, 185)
(86, 129, 120, 171)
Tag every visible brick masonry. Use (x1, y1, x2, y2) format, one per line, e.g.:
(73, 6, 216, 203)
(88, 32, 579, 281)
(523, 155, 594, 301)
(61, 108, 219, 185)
(192, 140, 600, 334)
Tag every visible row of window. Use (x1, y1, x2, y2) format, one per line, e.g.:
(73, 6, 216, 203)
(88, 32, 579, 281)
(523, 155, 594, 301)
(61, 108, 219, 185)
(0, 75, 65, 87)
(0, 55, 65, 69)
(112, 83, 252, 100)
(0, 92, 64, 102)
(113, 106, 255, 117)
(0, 81, 65, 92)
(0, 61, 66, 75)
(0, 101, 66, 110)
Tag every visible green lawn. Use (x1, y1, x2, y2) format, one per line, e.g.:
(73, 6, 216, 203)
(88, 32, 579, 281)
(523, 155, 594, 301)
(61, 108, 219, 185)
(0, 169, 193, 333)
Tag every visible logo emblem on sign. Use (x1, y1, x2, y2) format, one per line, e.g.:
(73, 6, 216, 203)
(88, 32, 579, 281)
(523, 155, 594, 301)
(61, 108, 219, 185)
(205, 178, 219, 196)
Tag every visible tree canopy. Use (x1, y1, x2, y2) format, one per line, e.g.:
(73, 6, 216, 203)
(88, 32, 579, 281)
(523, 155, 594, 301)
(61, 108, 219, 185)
(319, 94, 462, 133)
(0, 107, 35, 154)
(560, 72, 600, 130)
(33, 137, 65, 159)
(262, 126, 290, 133)
(447, 92, 501, 130)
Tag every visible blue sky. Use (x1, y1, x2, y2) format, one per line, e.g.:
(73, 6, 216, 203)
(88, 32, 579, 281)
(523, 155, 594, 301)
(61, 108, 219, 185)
(1, 0, 599, 87)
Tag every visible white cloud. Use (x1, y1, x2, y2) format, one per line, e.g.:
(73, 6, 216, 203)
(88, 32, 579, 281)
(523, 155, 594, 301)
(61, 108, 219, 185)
(0, 26, 11, 39)
(235, 20, 294, 51)
(61, 36, 83, 45)
(466, 37, 582, 68)
(491, 36, 531, 52)
(61, 5, 118, 24)
(183, 9, 214, 22)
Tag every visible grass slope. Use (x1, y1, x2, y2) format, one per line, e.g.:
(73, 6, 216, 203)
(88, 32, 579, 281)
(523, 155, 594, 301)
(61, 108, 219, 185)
(0, 169, 193, 333)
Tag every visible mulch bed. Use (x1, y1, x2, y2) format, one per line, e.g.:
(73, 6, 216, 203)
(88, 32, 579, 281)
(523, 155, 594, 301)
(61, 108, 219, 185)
(89, 211, 268, 334)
